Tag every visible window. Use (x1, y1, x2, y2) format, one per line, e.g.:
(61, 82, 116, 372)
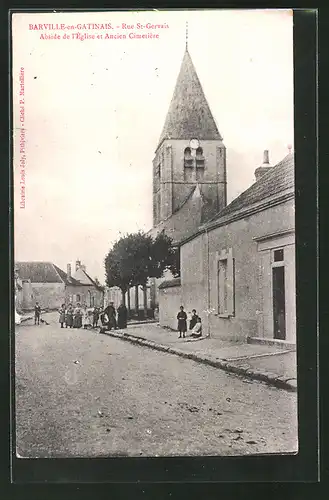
(76, 294, 81, 302)
(274, 249, 284, 262)
(196, 147, 205, 168)
(184, 147, 193, 165)
(217, 260, 228, 314)
(155, 163, 161, 191)
(215, 248, 235, 317)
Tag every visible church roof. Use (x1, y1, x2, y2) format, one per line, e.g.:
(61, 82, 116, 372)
(157, 49, 222, 150)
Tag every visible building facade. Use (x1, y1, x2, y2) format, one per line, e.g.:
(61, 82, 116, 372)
(15, 260, 104, 311)
(65, 260, 104, 307)
(158, 152, 296, 345)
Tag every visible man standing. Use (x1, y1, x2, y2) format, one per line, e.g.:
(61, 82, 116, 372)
(34, 302, 41, 325)
(103, 302, 117, 330)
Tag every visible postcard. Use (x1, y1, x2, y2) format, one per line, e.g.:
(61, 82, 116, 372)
(12, 9, 297, 461)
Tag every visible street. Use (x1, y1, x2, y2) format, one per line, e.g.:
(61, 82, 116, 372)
(15, 315, 298, 457)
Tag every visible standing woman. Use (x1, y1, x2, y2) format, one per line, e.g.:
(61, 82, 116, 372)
(177, 305, 187, 339)
(58, 304, 66, 328)
(82, 304, 89, 329)
(65, 303, 74, 328)
(73, 303, 82, 328)
(117, 303, 128, 329)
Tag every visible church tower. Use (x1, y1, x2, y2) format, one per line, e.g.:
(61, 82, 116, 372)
(152, 45, 227, 227)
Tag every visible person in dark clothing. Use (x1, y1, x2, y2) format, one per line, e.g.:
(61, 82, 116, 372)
(117, 303, 128, 329)
(100, 310, 106, 326)
(92, 307, 100, 328)
(189, 309, 198, 330)
(73, 303, 83, 328)
(177, 305, 187, 339)
(65, 304, 74, 328)
(34, 302, 41, 325)
(103, 302, 117, 330)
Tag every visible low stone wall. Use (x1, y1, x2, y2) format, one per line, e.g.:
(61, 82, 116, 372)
(158, 284, 182, 331)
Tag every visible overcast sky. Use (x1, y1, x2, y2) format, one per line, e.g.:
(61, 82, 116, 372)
(13, 9, 294, 283)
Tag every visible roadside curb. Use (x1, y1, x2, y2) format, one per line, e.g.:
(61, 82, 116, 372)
(104, 330, 297, 393)
(127, 320, 157, 326)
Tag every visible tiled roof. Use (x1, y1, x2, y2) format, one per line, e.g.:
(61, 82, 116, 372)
(15, 261, 81, 285)
(207, 152, 294, 224)
(15, 262, 61, 283)
(83, 270, 104, 290)
(157, 49, 222, 149)
(72, 267, 104, 289)
(53, 265, 81, 286)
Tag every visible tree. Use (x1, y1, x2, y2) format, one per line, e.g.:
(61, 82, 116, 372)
(104, 236, 136, 305)
(150, 231, 180, 279)
(104, 230, 180, 318)
(126, 232, 153, 318)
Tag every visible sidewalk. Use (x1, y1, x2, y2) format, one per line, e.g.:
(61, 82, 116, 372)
(105, 323, 297, 392)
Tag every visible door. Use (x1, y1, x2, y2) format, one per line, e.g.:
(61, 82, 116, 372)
(272, 266, 286, 340)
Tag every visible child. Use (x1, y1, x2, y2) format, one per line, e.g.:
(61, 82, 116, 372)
(34, 302, 41, 325)
(189, 309, 198, 330)
(92, 306, 99, 328)
(191, 317, 202, 338)
(177, 305, 187, 339)
(58, 304, 66, 328)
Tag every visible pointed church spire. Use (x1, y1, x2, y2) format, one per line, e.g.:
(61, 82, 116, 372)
(157, 44, 222, 150)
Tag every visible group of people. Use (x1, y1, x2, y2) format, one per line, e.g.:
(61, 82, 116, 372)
(58, 302, 129, 331)
(177, 306, 202, 339)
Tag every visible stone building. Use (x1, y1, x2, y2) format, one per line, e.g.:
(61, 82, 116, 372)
(159, 151, 296, 346)
(15, 262, 72, 311)
(15, 260, 104, 311)
(148, 45, 227, 307)
(65, 260, 104, 307)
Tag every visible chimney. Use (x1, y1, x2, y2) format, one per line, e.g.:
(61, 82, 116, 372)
(67, 264, 71, 278)
(75, 259, 81, 271)
(254, 149, 272, 182)
(263, 149, 270, 164)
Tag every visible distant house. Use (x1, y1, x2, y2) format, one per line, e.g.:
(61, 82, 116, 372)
(159, 152, 296, 346)
(15, 260, 104, 311)
(66, 260, 104, 308)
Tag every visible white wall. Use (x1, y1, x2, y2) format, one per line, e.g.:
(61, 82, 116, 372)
(159, 285, 182, 330)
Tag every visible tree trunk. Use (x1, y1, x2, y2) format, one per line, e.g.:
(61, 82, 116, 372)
(121, 289, 126, 306)
(143, 286, 148, 320)
(127, 287, 131, 313)
(135, 285, 139, 316)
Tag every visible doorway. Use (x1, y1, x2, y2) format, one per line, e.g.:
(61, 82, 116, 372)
(272, 266, 286, 340)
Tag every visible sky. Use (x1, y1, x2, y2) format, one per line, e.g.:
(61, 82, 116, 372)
(12, 9, 294, 283)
